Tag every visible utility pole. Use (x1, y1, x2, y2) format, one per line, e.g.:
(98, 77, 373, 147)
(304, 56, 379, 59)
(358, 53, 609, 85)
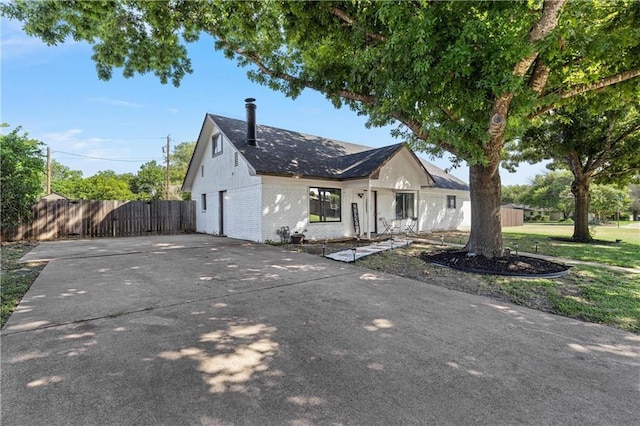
(165, 135, 171, 200)
(46, 146, 51, 194)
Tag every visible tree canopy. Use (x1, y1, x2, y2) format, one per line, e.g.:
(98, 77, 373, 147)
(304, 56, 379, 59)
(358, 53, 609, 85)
(513, 101, 640, 240)
(51, 160, 85, 198)
(48, 143, 195, 201)
(82, 170, 136, 201)
(170, 141, 196, 200)
(4, 0, 639, 256)
(522, 170, 575, 220)
(589, 184, 631, 222)
(170, 141, 196, 185)
(630, 184, 640, 221)
(0, 125, 45, 232)
(131, 160, 165, 200)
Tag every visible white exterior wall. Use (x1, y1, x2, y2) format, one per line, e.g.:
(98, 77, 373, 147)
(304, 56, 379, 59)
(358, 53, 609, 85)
(189, 119, 262, 240)
(418, 188, 471, 231)
(261, 176, 360, 242)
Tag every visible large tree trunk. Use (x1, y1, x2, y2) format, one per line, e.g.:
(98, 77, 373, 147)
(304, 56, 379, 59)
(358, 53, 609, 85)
(466, 162, 503, 257)
(571, 177, 591, 242)
(462, 0, 564, 258)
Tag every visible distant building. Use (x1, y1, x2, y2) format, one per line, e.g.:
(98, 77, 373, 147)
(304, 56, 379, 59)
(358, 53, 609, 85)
(41, 193, 68, 201)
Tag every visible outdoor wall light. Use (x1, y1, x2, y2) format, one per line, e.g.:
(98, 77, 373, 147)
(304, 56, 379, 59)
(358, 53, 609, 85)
(357, 193, 364, 198)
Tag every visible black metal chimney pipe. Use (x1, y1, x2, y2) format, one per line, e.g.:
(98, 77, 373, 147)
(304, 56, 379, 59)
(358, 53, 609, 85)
(245, 98, 257, 146)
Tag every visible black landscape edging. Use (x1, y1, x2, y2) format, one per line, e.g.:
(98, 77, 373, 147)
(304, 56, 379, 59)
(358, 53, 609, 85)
(427, 260, 572, 279)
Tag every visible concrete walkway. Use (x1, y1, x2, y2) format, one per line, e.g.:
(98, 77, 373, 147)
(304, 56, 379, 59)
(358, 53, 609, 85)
(2, 235, 639, 425)
(325, 238, 412, 262)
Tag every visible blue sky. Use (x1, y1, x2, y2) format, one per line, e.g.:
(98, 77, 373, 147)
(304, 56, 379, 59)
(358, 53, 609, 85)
(1, 17, 546, 185)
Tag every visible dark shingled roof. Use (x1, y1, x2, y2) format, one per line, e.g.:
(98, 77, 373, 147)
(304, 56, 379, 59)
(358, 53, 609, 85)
(208, 114, 468, 189)
(210, 114, 406, 180)
(419, 159, 470, 191)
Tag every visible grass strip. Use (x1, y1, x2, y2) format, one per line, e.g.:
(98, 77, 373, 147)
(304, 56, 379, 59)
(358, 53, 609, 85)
(1, 243, 45, 328)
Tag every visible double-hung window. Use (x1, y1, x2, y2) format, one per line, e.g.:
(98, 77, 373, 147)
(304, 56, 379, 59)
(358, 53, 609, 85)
(309, 187, 341, 222)
(395, 193, 415, 219)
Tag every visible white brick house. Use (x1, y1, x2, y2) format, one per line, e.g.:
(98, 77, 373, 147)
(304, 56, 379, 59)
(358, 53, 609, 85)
(182, 100, 470, 242)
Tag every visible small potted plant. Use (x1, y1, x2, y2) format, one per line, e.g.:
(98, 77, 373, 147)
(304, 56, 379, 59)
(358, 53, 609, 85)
(290, 231, 305, 244)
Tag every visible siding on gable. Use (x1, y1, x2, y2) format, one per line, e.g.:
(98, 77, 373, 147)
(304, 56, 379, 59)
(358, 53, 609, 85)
(374, 148, 432, 190)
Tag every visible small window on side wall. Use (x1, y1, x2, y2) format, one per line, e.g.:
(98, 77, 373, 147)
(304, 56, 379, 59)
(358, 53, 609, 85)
(201, 194, 207, 211)
(212, 133, 223, 157)
(447, 195, 456, 209)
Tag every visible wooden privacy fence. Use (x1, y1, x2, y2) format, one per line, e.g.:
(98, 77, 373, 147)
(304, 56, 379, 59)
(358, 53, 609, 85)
(4, 199, 196, 241)
(501, 207, 524, 227)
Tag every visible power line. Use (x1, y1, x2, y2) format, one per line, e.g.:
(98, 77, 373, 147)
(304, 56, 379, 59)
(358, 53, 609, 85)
(52, 150, 159, 162)
(71, 136, 167, 140)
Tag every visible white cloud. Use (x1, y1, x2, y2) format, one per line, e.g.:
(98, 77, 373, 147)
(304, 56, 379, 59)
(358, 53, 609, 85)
(90, 97, 143, 109)
(1, 33, 48, 59)
(1, 17, 84, 60)
(36, 128, 160, 176)
(40, 129, 111, 154)
(167, 108, 180, 113)
(41, 129, 85, 144)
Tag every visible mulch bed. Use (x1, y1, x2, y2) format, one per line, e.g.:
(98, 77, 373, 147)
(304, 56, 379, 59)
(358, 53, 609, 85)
(420, 249, 570, 276)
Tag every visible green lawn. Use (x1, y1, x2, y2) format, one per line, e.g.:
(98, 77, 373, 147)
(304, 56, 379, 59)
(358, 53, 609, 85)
(502, 223, 640, 268)
(486, 265, 640, 332)
(426, 223, 640, 332)
(1, 243, 45, 328)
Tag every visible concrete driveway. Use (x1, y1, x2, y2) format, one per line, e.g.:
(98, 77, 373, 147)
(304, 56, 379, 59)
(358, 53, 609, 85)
(1, 234, 638, 425)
